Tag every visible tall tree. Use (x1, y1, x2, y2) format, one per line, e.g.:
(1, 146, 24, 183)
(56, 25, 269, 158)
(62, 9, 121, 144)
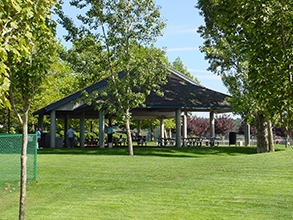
(171, 57, 199, 83)
(0, 0, 36, 108)
(58, 36, 108, 88)
(196, 0, 293, 152)
(32, 45, 78, 110)
(58, 0, 168, 155)
(0, 1, 58, 219)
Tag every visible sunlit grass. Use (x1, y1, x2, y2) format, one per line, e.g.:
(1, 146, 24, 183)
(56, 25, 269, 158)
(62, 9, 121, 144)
(1, 145, 293, 219)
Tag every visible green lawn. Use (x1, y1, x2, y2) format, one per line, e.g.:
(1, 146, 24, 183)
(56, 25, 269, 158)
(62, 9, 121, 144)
(1, 146, 293, 219)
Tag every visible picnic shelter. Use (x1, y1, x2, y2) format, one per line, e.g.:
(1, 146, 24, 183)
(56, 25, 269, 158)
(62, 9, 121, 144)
(33, 67, 233, 148)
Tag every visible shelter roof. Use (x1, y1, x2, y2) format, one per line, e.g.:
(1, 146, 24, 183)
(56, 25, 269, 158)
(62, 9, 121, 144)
(33, 68, 232, 119)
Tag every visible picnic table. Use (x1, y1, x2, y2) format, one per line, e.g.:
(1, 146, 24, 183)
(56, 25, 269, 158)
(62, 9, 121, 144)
(182, 137, 203, 147)
(113, 137, 127, 147)
(157, 137, 176, 147)
(205, 137, 219, 147)
(112, 135, 147, 147)
(158, 137, 219, 147)
(132, 135, 147, 146)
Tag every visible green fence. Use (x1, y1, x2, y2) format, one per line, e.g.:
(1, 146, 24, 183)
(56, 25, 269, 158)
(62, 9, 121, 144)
(0, 133, 37, 195)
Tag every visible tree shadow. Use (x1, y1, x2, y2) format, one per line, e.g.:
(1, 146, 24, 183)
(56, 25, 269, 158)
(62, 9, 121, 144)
(37, 146, 274, 158)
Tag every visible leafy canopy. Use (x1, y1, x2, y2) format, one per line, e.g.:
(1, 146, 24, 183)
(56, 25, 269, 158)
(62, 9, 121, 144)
(58, 0, 168, 119)
(197, 0, 293, 132)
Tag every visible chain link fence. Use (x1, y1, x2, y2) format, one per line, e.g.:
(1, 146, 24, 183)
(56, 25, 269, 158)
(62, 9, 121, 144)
(0, 133, 37, 195)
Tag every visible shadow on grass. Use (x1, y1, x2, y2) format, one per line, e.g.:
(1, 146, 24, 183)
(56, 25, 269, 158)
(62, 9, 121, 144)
(37, 146, 268, 158)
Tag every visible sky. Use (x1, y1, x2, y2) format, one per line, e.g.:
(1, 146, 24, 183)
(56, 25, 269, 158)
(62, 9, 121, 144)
(55, 0, 231, 117)
(154, 0, 227, 94)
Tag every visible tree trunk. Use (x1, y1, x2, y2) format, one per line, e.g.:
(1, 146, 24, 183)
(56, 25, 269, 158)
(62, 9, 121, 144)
(267, 120, 275, 152)
(256, 114, 269, 153)
(138, 120, 141, 135)
(19, 111, 28, 220)
(125, 109, 133, 156)
(164, 129, 168, 139)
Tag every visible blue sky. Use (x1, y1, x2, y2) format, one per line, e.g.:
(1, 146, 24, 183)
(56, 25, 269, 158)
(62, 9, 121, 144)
(155, 0, 227, 94)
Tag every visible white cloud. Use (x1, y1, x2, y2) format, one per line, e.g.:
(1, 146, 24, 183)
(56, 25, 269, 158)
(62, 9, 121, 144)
(167, 47, 199, 52)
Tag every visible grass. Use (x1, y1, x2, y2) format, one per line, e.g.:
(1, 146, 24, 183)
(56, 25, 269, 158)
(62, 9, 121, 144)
(1, 145, 293, 219)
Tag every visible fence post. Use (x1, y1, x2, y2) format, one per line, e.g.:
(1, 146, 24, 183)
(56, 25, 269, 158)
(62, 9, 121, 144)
(34, 132, 37, 182)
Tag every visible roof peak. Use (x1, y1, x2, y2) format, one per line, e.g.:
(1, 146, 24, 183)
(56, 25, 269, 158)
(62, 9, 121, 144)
(167, 67, 205, 88)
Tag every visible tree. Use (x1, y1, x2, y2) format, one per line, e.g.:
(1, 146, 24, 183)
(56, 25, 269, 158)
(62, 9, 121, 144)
(58, 36, 108, 88)
(171, 57, 199, 83)
(187, 115, 210, 137)
(0, 1, 58, 219)
(32, 45, 78, 110)
(137, 119, 160, 141)
(0, 0, 37, 108)
(196, 0, 293, 152)
(215, 114, 235, 139)
(58, 0, 168, 155)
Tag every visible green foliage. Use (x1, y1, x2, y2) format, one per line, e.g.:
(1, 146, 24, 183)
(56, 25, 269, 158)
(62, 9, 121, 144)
(32, 44, 78, 109)
(0, 0, 60, 109)
(1, 0, 60, 218)
(171, 57, 199, 83)
(58, 0, 169, 114)
(58, 37, 108, 88)
(58, 0, 168, 154)
(3, 0, 58, 123)
(197, 0, 293, 130)
(197, 0, 293, 152)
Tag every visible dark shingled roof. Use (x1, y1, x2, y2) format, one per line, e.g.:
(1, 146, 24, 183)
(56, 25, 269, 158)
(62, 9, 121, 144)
(144, 73, 231, 110)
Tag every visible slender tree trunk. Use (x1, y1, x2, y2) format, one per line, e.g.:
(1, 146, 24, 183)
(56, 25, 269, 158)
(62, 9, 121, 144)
(267, 120, 275, 152)
(8, 108, 11, 133)
(90, 121, 94, 132)
(256, 114, 269, 153)
(138, 120, 141, 135)
(125, 108, 133, 156)
(19, 111, 28, 220)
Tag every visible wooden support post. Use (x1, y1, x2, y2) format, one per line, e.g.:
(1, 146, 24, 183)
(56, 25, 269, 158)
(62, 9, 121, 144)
(175, 109, 181, 147)
(50, 110, 56, 148)
(80, 111, 85, 148)
(99, 111, 105, 148)
(209, 111, 215, 139)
